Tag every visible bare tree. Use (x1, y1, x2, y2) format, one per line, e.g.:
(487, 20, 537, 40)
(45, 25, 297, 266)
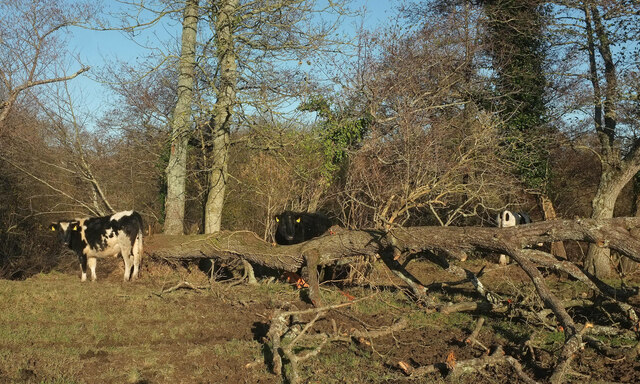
(0, 0, 92, 130)
(197, 0, 353, 233)
(0, 0, 121, 219)
(1, 79, 116, 217)
(339, 5, 521, 229)
(144, 216, 640, 383)
(548, 1, 640, 277)
(107, 0, 352, 234)
(224, 117, 333, 239)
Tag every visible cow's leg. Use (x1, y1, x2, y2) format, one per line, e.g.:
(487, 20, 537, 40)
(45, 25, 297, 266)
(87, 257, 98, 281)
(79, 254, 88, 282)
(121, 247, 132, 281)
(131, 256, 139, 279)
(131, 234, 142, 280)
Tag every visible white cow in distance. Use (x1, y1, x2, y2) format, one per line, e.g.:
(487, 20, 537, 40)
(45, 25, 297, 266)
(496, 210, 532, 265)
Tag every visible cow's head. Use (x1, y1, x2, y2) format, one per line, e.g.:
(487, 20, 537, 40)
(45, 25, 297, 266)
(275, 211, 301, 243)
(496, 210, 517, 228)
(49, 221, 81, 246)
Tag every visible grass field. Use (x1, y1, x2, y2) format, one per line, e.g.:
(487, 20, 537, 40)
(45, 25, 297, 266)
(0, 254, 638, 383)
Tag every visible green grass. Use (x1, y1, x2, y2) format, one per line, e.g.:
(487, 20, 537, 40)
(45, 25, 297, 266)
(492, 319, 532, 344)
(542, 330, 566, 349)
(593, 334, 637, 348)
(408, 311, 474, 331)
(209, 339, 264, 359)
(300, 347, 400, 383)
(350, 288, 412, 315)
(0, 272, 279, 383)
(2, 262, 637, 384)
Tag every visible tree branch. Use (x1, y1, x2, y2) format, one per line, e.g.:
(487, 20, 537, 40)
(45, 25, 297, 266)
(0, 66, 90, 127)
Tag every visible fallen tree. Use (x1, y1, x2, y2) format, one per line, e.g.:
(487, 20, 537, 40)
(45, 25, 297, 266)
(145, 217, 640, 269)
(144, 217, 640, 383)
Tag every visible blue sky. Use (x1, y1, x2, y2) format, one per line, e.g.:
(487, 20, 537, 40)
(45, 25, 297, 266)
(64, 0, 400, 125)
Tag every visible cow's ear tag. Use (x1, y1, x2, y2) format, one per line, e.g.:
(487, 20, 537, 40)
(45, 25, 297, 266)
(296, 217, 301, 223)
(72, 224, 79, 231)
(275, 217, 279, 223)
(50, 225, 56, 231)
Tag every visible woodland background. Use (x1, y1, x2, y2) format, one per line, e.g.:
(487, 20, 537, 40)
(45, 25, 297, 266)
(5, 1, 640, 383)
(1, 0, 640, 279)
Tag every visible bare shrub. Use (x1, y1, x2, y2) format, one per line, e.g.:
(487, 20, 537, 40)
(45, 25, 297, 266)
(224, 124, 331, 240)
(337, 15, 523, 229)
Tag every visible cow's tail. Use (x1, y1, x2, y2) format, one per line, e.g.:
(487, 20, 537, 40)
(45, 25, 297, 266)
(135, 215, 143, 261)
(136, 228, 143, 259)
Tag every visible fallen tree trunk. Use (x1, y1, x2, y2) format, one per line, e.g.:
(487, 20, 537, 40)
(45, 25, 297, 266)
(145, 217, 640, 268)
(144, 228, 383, 272)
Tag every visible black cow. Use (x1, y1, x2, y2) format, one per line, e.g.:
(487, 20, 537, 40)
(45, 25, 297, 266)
(275, 211, 331, 245)
(50, 210, 143, 282)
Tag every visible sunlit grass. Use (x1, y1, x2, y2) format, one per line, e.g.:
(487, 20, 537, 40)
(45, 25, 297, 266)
(0, 271, 272, 383)
(408, 310, 474, 331)
(2, 262, 634, 384)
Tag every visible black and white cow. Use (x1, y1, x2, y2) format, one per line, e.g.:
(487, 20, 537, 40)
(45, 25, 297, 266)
(274, 211, 332, 245)
(496, 210, 533, 265)
(496, 210, 532, 228)
(50, 210, 143, 282)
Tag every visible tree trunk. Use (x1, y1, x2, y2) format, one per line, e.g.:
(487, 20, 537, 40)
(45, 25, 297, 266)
(204, 118, 230, 233)
(204, 0, 238, 234)
(622, 174, 640, 274)
(539, 194, 566, 259)
(584, 167, 620, 277)
(144, 218, 640, 384)
(585, 161, 640, 275)
(164, 0, 199, 235)
(582, 5, 619, 278)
